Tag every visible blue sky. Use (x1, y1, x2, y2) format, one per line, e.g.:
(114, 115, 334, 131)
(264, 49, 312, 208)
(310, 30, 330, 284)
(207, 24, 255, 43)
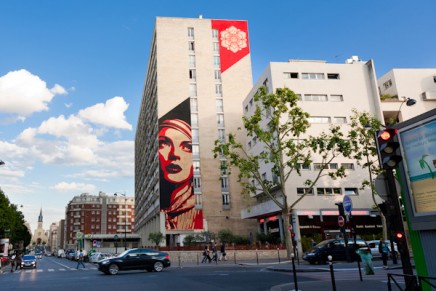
(1, 0, 435, 233)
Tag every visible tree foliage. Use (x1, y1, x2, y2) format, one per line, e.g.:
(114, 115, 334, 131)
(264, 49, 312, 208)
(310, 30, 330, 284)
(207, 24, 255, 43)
(148, 232, 165, 246)
(0, 189, 31, 250)
(213, 86, 355, 258)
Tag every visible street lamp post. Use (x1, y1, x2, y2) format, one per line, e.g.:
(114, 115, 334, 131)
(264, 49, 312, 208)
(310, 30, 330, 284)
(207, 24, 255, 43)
(114, 192, 128, 250)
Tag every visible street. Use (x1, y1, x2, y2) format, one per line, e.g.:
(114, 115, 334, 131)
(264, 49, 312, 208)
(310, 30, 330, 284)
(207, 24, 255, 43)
(0, 256, 407, 291)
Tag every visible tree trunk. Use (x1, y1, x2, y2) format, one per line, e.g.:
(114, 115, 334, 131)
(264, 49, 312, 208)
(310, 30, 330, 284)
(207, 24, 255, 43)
(281, 207, 293, 259)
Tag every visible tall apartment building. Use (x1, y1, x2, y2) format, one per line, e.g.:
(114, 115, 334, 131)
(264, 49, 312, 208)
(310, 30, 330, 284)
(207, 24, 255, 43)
(65, 192, 136, 249)
(135, 17, 257, 246)
(241, 57, 385, 250)
(48, 222, 57, 250)
(378, 68, 436, 124)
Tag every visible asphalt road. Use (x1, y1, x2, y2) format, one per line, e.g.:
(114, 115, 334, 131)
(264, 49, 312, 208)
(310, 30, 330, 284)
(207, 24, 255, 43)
(0, 256, 407, 290)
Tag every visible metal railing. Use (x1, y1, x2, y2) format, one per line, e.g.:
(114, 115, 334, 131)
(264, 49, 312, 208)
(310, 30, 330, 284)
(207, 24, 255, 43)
(387, 273, 436, 291)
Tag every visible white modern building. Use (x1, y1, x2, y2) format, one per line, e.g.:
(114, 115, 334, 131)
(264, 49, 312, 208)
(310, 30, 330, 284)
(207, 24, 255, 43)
(135, 17, 257, 246)
(241, 57, 386, 251)
(378, 68, 436, 124)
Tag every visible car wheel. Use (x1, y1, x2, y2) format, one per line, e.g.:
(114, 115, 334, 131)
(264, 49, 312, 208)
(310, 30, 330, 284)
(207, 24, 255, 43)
(108, 264, 119, 275)
(153, 261, 164, 272)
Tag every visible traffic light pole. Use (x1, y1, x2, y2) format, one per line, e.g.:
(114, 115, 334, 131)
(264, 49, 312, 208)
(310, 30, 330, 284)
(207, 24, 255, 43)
(385, 168, 415, 288)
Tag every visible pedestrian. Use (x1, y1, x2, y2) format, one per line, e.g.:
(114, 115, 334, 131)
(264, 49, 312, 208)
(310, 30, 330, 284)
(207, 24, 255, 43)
(211, 243, 218, 263)
(357, 247, 374, 275)
(311, 239, 317, 247)
(10, 253, 16, 272)
(15, 253, 22, 270)
(76, 249, 86, 269)
(379, 238, 389, 269)
(220, 243, 227, 261)
(201, 245, 211, 263)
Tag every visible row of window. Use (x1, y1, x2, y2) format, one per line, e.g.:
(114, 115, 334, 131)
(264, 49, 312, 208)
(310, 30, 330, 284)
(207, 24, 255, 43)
(284, 72, 340, 80)
(299, 162, 354, 170)
(297, 187, 359, 195)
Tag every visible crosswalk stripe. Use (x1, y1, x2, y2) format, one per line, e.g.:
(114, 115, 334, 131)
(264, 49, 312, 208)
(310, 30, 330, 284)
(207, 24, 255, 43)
(48, 269, 55, 272)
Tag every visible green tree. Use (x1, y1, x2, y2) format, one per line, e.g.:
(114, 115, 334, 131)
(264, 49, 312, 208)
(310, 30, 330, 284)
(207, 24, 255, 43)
(0, 189, 31, 250)
(148, 232, 165, 246)
(217, 229, 234, 243)
(213, 87, 353, 258)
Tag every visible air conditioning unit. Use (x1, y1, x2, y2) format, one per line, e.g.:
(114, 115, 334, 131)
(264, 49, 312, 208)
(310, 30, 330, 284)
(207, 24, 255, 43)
(422, 91, 436, 100)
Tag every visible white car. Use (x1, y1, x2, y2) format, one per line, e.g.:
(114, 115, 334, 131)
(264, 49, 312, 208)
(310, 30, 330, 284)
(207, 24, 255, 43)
(367, 240, 398, 259)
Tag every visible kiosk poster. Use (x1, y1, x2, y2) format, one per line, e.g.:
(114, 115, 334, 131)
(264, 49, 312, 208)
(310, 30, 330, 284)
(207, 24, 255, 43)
(400, 119, 436, 215)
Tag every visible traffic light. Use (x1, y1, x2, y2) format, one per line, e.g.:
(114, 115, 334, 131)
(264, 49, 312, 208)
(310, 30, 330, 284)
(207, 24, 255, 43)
(375, 128, 403, 170)
(291, 231, 297, 246)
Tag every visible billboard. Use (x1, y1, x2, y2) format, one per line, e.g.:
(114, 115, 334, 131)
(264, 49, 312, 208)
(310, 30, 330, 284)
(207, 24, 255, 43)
(397, 109, 436, 230)
(158, 98, 203, 230)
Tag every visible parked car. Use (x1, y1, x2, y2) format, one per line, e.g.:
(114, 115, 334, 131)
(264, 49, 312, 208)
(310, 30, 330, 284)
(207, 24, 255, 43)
(21, 255, 37, 269)
(303, 238, 368, 264)
(57, 249, 65, 258)
(66, 250, 76, 260)
(367, 240, 398, 259)
(98, 248, 171, 275)
(35, 252, 43, 259)
(89, 253, 114, 264)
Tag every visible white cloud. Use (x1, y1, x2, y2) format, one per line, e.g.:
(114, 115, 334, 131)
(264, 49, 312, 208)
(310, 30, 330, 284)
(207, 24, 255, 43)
(78, 96, 132, 130)
(0, 69, 67, 119)
(52, 181, 96, 192)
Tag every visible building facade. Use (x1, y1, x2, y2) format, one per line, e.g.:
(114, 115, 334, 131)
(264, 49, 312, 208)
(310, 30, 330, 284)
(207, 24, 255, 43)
(135, 17, 257, 246)
(378, 68, 436, 124)
(48, 222, 57, 251)
(64, 192, 136, 250)
(31, 209, 49, 247)
(241, 57, 385, 251)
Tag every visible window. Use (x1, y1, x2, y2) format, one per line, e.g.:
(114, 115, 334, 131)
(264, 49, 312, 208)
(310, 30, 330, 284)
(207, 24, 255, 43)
(248, 141, 252, 149)
(193, 161, 200, 172)
(333, 117, 347, 124)
(383, 79, 392, 89)
(212, 29, 218, 39)
(214, 70, 221, 81)
(263, 79, 269, 93)
(327, 73, 340, 79)
(188, 41, 195, 52)
(284, 72, 299, 79)
(330, 95, 343, 102)
(189, 69, 196, 81)
(215, 84, 222, 96)
(189, 84, 197, 97)
(195, 193, 202, 206)
(189, 55, 196, 66)
(329, 163, 338, 169)
(213, 42, 220, 52)
(222, 193, 230, 206)
(218, 129, 225, 141)
(341, 163, 354, 170)
(191, 113, 198, 127)
(217, 114, 224, 127)
(221, 177, 229, 192)
(344, 188, 359, 195)
(261, 172, 266, 180)
(216, 99, 224, 112)
(249, 98, 253, 107)
(192, 145, 199, 157)
(308, 116, 331, 124)
(193, 177, 201, 190)
(245, 105, 248, 112)
(220, 160, 228, 175)
(192, 129, 199, 142)
(190, 98, 198, 112)
(333, 188, 342, 195)
(297, 188, 314, 195)
(252, 136, 257, 145)
(302, 94, 328, 101)
(313, 163, 328, 170)
(272, 173, 278, 184)
(188, 27, 194, 38)
(214, 56, 220, 67)
(433, 76, 436, 83)
(297, 163, 311, 170)
(302, 73, 324, 80)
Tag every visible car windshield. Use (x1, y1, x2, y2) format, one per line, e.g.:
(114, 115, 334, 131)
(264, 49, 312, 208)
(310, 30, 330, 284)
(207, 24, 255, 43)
(23, 255, 35, 260)
(117, 250, 131, 258)
(314, 240, 333, 248)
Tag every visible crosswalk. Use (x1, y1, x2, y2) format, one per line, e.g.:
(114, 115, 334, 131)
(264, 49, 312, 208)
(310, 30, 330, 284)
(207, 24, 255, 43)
(9, 266, 98, 274)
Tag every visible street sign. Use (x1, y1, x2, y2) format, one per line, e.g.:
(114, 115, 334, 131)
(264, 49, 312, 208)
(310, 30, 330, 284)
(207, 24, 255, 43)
(338, 216, 345, 227)
(75, 232, 83, 240)
(374, 173, 401, 201)
(343, 195, 353, 214)
(92, 240, 97, 246)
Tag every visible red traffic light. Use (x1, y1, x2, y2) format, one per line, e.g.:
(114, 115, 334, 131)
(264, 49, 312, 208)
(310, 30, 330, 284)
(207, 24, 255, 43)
(379, 130, 392, 141)
(395, 232, 404, 239)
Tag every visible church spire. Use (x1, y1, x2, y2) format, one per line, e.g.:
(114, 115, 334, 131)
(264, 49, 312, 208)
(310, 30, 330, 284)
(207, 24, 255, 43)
(38, 208, 43, 222)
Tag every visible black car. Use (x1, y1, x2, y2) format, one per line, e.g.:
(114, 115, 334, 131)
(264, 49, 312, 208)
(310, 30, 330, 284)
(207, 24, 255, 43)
(303, 238, 368, 264)
(98, 248, 171, 275)
(21, 255, 37, 269)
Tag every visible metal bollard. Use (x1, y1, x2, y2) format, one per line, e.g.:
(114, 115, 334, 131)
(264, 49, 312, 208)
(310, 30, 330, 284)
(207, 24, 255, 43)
(328, 255, 337, 291)
(256, 249, 259, 265)
(234, 251, 236, 264)
(197, 253, 199, 265)
(178, 254, 181, 268)
(277, 248, 280, 264)
(291, 253, 299, 291)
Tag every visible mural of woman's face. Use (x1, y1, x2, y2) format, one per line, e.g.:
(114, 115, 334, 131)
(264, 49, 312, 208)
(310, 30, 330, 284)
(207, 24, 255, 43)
(158, 127, 193, 183)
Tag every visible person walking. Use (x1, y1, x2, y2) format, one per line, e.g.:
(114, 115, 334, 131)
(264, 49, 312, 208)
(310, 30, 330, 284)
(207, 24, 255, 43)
(220, 243, 227, 261)
(10, 253, 16, 272)
(76, 249, 86, 269)
(379, 238, 389, 269)
(211, 243, 218, 263)
(15, 253, 22, 270)
(201, 245, 211, 263)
